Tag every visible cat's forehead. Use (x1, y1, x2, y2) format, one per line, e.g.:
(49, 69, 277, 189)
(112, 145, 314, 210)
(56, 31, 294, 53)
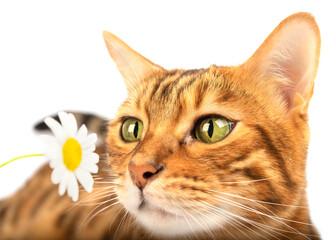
(147, 68, 208, 118)
(117, 64, 282, 135)
(120, 66, 250, 125)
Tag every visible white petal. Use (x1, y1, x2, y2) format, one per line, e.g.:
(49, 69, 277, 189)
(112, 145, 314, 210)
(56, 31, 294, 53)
(58, 176, 69, 196)
(49, 159, 56, 169)
(82, 152, 99, 164)
(40, 135, 63, 169)
(83, 144, 95, 152)
(67, 174, 79, 202)
(58, 112, 78, 138)
(51, 167, 63, 184)
(81, 133, 97, 149)
(44, 117, 67, 143)
(80, 162, 98, 174)
(40, 135, 58, 157)
(76, 124, 88, 143)
(50, 152, 63, 168)
(75, 168, 94, 193)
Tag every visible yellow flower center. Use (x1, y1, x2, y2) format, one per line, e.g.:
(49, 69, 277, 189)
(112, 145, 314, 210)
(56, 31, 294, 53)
(62, 138, 82, 171)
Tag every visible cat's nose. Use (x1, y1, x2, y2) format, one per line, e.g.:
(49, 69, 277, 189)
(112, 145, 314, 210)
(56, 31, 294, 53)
(128, 162, 163, 190)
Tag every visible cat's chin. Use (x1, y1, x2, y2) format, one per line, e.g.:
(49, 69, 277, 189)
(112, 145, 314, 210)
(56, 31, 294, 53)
(134, 202, 228, 237)
(119, 184, 225, 237)
(135, 202, 205, 237)
(136, 204, 188, 236)
(121, 195, 190, 236)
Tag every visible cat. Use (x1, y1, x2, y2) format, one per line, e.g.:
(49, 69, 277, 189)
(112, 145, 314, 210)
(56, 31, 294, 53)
(0, 12, 321, 240)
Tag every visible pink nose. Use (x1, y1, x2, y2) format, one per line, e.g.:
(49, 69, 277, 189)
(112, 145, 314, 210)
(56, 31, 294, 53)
(128, 162, 162, 189)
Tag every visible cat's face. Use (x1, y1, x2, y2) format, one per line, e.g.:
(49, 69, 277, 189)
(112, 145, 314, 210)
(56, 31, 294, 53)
(105, 13, 320, 238)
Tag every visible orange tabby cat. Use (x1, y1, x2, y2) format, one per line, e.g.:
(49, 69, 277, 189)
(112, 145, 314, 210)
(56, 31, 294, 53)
(0, 12, 321, 240)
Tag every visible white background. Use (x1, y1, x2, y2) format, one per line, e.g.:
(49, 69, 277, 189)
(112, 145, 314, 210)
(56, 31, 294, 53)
(0, 1, 335, 239)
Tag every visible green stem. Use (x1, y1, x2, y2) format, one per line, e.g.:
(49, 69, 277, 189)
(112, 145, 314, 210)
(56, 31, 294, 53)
(0, 154, 44, 168)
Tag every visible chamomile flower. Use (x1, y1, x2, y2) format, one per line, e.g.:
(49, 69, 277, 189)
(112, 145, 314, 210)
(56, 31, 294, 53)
(41, 111, 99, 202)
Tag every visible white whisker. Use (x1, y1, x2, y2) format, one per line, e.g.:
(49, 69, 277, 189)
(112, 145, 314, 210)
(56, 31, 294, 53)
(208, 189, 309, 209)
(181, 205, 215, 239)
(77, 200, 120, 236)
(94, 181, 119, 184)
(68, 187, 116, 213)
(200, 200, 283, 240)
(182, 211, 200, 240)
(188, 199, 242, 239)
(195, 200, 267, 239)
(209, 191, 315, 228)
(108, 205, 125, 234)
(75, 196, 118, 207)
(211, 176, 277, 184)
(113, 210, 129, 240)
(76, 188, 116, 203)
(207, 194, 314, 239)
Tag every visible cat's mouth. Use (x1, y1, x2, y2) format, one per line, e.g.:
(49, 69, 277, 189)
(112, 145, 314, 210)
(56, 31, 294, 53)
(138, 195, 147, 209)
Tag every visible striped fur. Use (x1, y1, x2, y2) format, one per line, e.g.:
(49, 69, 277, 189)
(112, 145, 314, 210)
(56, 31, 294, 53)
(0, 13, 321, 239)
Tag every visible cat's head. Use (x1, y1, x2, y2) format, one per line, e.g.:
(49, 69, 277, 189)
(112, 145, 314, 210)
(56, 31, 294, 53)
(104, 13, 320, 238)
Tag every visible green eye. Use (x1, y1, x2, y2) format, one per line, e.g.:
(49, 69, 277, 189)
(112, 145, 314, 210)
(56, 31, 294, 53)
(195, 116, 233, 143)
(121, 118, 143, 142)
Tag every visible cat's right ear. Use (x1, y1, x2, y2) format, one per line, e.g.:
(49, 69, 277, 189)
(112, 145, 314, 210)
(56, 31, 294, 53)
(243, 13, 321, 114)
(103, 31, 163, 93)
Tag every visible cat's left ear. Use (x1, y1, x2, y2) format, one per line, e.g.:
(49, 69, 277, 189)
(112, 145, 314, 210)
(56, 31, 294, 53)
(243, 12, 321, 114)
(103, 31, 163, 93)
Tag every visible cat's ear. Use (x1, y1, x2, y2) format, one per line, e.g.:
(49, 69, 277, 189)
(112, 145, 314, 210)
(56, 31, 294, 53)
(103, 31, 163, 93)
(243, 12, 321, 113)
